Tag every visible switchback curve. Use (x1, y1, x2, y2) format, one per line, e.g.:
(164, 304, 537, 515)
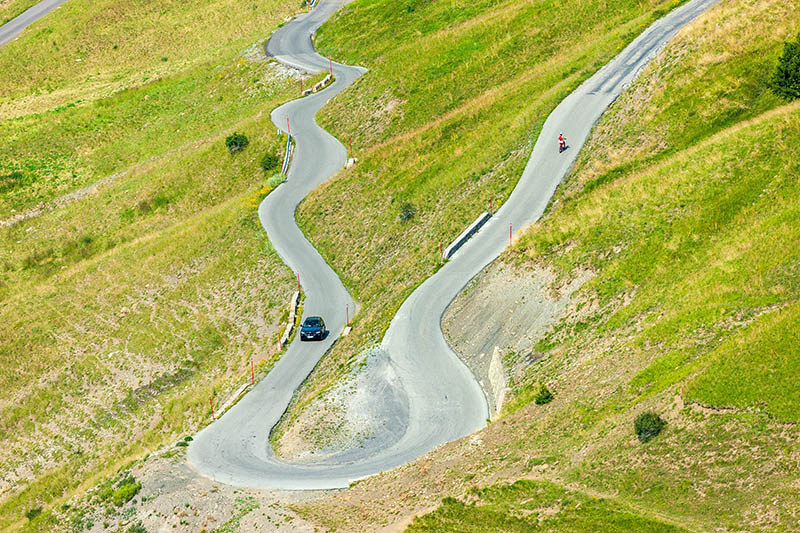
(187, 0, 719, 490)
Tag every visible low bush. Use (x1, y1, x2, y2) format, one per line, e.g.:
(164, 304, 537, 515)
(225, 132, 249, 154)
(399, 202, 416, 222)
(267, 173, 285, 188)
(533, 384, 554, 405)
(770, 32, 800, 100)
(25, 507, 42, 521)
(112, 481, 141, 506)
(634, 411, 666, 443)
(261, 152, 280, 172)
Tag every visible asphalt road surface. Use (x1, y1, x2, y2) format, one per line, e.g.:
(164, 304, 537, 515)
(187, 0, 719, 490)
(0, 0, 67, 47)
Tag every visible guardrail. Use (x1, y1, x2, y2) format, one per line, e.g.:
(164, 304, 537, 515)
(280, 134, 292, 175)
(443, 212, 492, 259)
(278, 290, 301, 348)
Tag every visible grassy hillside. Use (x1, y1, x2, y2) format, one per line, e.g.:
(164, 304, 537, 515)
(0, 0, 306, 216)
(408, 480, 687, 532)
(0, 0, 293, 115)
(276, 0, 690, 452)
(292, 0, 800, 530)
(0, 0, 308, 529)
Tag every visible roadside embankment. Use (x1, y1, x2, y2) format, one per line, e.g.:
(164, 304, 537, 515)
(442, 262, 592, 416)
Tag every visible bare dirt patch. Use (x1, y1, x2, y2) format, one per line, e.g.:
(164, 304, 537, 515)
(442, 261, 592, 414)
(275, 347, 408, 463)
(79, 446, 327, 533)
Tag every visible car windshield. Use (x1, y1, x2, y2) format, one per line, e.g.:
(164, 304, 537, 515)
(304, 318, 322, 327)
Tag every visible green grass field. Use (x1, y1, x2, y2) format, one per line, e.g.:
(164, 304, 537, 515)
(0, 0, 308, 529)
(408, 480, 686, 532)
(451, 0, 800, 528)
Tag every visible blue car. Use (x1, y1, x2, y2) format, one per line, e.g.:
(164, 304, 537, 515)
(300, 316, 326, 341)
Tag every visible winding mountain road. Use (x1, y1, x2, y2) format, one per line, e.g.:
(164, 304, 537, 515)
(186, 0, 719, 490)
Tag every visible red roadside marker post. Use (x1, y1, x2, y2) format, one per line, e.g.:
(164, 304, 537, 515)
(509, 223, 513, 246)
(300, 79, 303, 94)
(209, 396, 216, 421)
(329, 58, 333, 75)
(440, 243, 443, 262)
(297, 272, 301, 291)
(346, 304, 349, 326)
(251, 358, 255, 385)
(286, 116, 290, 135)
(490, 198, 493, 215)
(349, 136, 353, 159)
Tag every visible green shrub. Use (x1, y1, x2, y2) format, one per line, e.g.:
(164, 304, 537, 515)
(533, 384, 554, 405)
(96, 484, 114, 502)
(225, 132, 249, 154)
(770, 32, 800, 100)
(261, 152, 280, 172)
(25, 507, 42, 521)
(267, 173, 285, 188)
(111, 477, 142, 506)
(128, 523, 148, 533)
(634, 411, 666, 443)
(399, 202, 416, 222)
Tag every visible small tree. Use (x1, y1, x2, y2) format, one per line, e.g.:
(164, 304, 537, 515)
(225, 132, 249, 154)
(399, 202, 416, 222)
(634, 411, 666, 443)
(533, 383, 554, 405)
(261, 152, 279, 172)
(770, 32, 800, 101)
(25, 507, 42, 521)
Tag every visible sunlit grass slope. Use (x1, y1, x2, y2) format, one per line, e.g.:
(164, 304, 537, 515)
(0, 0, 306, 529)
(408, 480, 687, 532)
(282, 0, 689, 442)
(0, 0, 292, 113)
(0, 0, 303, 215)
